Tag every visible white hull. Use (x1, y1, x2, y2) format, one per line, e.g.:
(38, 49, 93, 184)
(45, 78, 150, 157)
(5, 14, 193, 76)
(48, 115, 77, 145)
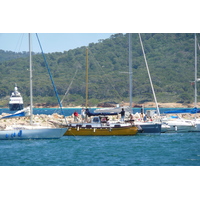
(189, 121, 200, 132)
(162, 125, 195, 133)
(161, 119, 195, 133)
(0, 127, 67, 140)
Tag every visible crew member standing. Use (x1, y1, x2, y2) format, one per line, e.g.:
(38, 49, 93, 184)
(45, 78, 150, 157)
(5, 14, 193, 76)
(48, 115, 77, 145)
(119, 108, 125, 122)
(81, 108, 85, 122)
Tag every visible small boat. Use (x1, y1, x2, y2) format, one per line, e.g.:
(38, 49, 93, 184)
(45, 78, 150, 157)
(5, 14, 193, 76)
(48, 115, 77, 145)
(0, 33, 67, 140)
(161, 116, 195, 133)
(9, 84, 24, 111)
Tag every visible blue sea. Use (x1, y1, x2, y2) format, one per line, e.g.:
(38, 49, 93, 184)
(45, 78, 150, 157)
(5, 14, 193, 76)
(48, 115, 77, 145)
(1, 108, 199, 200)
(0, 107, 200, 166)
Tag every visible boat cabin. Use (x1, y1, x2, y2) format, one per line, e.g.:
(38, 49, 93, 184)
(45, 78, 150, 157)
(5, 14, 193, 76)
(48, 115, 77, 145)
(9, 84, 24, 111)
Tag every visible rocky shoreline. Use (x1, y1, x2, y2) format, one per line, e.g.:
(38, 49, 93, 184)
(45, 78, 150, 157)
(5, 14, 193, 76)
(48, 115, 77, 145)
(65, 102, 199, 109)
(1, 102, 200, 130)
(32, 102, 200, 108)
(138, 102, 199, 108)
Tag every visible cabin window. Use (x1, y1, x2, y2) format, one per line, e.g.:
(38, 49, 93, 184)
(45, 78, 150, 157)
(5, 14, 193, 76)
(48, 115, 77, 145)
(93, 118, 100, 123)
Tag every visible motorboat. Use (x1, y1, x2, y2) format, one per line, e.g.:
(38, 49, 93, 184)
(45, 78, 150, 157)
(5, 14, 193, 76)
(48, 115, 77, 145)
(9, 84, 23, 111)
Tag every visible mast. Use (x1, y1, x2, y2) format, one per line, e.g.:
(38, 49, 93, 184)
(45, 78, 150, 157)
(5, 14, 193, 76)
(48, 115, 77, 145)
(129, 33, 133, 111)
(85, 48, 89, 108)
(29, 33, 33, 124)
(194, 33, 197, 107)
(138, 33, 160, 116)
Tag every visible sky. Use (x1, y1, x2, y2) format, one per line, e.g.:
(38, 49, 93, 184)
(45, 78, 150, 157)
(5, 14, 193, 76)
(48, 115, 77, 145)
(0, 33, 115, 53)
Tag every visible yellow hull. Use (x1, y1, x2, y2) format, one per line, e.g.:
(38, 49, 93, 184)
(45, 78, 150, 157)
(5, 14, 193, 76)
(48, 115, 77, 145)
(64, 126, 138, 136)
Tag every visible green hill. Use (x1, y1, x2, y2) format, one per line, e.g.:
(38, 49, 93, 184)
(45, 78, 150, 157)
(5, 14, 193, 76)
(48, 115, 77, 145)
(0, 33, 199, 107)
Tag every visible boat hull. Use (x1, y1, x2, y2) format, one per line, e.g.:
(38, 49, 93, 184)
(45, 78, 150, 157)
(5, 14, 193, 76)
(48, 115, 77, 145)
(9, 103, 24, 111)
(0, 128, 67, 140)
(162, 125, 195, 133)
(136, 123, 161, 135)
(64, 126, 138, 136)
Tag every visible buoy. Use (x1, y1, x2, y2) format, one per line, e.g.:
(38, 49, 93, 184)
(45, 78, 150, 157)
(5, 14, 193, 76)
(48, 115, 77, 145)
(5, 134, 8, 138)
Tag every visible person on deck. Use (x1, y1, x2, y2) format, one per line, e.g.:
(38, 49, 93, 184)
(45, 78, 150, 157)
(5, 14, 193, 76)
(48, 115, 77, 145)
(119, 108, 125, 122)
(143, 114, 147, 122)
(81, 108, 86, 122)
(73, 111, 79, 122)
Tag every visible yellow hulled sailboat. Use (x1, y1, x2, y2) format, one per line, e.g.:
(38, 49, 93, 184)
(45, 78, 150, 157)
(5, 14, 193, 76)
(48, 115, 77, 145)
(64, 114, 138, 136)
(62, 48, 138, 136)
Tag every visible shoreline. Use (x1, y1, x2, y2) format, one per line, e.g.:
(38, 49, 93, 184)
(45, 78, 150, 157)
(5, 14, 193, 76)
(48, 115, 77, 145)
(1, 102, 199, 109)
(36, 102, 200, 109)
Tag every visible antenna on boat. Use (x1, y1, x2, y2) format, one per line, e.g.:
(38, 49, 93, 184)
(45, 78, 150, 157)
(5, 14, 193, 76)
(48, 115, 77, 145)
(29, 33, 33, 125)
(129, 33, 133, 110)
(86, 48, 89, 108)
(194, 33, 197, 108)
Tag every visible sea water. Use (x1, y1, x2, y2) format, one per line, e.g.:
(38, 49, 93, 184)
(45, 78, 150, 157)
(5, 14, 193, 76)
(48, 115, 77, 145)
(0, 132, 200, 166)
(0, 108, 200, 166)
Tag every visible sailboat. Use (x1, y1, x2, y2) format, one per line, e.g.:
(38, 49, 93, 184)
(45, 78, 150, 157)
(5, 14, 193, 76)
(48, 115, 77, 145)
(0, 33, 67, 140)
(59, 48, 138, 136)
(93, 34, 161, 135)
(126, 33, 161, 135)
(162, 34, 200, 133)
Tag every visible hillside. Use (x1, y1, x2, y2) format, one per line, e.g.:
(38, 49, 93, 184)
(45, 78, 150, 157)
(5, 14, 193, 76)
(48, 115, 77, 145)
(0, 33, 199, 107)
(0, 50, 30, 62)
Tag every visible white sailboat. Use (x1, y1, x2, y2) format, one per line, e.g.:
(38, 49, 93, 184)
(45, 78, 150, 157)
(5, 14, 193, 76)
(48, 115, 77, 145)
(162, 34, 200, 133)
(191, 33, 200, 131)
(0, 33, 67, 140)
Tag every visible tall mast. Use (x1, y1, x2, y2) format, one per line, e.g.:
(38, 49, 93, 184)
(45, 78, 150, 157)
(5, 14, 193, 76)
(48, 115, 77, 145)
(138, 33, 160, 116)
(129, 33, 133, 111)
(85, 48, 89, 108)
(194, 33, 197, 107)
(29, 33, 33, 124)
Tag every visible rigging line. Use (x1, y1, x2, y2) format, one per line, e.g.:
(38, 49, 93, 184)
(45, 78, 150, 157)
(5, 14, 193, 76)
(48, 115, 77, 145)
(88, 48, 122, 100)
(15, 34, 25, 52)
(60, 67, 78, 104)
(35, 33, 68, 124)
(53, 66, 78, 115)
(138, 33, 160, 116)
